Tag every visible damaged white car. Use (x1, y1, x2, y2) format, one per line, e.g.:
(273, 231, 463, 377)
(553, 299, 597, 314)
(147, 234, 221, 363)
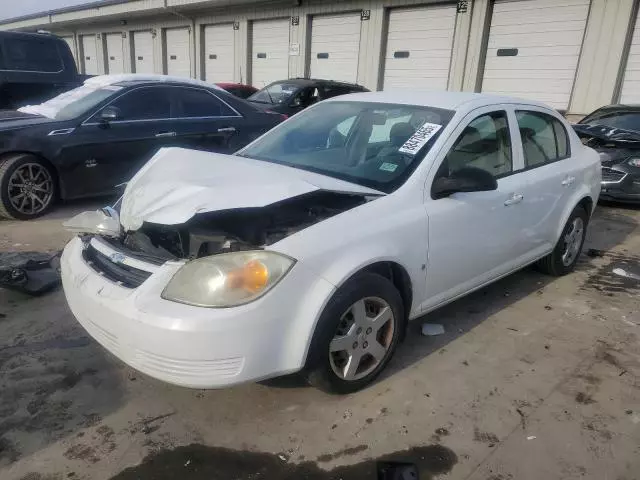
(61, 91, 601, 393)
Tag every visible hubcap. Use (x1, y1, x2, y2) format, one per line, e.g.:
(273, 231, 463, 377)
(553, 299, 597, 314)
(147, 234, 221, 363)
(329, 297, 395, 382)
(562, 217, 584, 266)
(7, 163, 53, 215)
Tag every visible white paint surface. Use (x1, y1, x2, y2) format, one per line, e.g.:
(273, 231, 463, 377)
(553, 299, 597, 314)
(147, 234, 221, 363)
(481, 0, 590, 109)
(620, 7, 640, 103)
(81, 34, 99, 74)
(383, 4, 457, 90)
(105, 33, 125, 74)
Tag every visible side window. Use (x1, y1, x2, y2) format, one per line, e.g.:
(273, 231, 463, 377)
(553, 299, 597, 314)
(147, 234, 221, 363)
(105, 87, 172, 121)
(516, 111, 570, 168)
(173, 88, 237, 118)
(4, 37, 63, 72)
(440, 111, 513, 178)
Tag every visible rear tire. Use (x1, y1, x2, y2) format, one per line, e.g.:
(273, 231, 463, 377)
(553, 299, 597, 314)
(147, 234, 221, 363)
(537, 205, 588, 276)
(305, 273, 403, 394)
(0, 154, 56, 220)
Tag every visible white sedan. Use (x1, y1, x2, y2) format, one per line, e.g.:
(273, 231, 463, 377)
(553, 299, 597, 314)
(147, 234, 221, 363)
(60, 91, 601, 393)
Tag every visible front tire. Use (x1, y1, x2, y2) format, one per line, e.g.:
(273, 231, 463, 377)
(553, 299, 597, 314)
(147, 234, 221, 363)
(537, 205, 588, 276)
(0, 154, 56, 220)
(305, 273, 403, 394)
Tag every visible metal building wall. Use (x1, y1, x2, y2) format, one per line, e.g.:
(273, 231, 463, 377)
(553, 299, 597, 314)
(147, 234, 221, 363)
(3, 0, 640, 115)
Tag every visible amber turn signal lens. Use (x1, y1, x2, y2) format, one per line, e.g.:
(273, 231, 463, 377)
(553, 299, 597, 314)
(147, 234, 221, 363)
(226, 260, 269, 292)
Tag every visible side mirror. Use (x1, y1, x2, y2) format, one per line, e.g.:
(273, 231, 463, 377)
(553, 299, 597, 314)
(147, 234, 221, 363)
(290, 97, 302, 108)
(432, 166, 498, 199)
(100, 106, 120, 123)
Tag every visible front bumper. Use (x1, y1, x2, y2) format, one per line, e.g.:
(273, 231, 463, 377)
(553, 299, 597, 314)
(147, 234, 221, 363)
(61, 237, 335, 388)
(601, 169, 640, 203)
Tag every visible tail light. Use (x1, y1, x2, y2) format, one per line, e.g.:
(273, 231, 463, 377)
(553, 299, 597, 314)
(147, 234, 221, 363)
(265, 110, 288, 121)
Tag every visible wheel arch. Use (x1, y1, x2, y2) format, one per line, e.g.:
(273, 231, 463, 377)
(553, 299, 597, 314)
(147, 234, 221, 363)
(554, 191, 594, 241)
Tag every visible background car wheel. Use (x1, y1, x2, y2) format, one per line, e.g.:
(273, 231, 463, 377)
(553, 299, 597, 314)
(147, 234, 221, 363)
(306, 273, 403, 394)
(537, 205, 589, 276)
(0, 154, 56, 220)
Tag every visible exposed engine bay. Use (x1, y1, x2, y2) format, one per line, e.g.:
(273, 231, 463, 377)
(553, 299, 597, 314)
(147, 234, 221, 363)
(112, 191, 369, 261)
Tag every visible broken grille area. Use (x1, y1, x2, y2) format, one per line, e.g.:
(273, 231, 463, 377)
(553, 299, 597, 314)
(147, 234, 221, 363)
(82, 241, 152, 288)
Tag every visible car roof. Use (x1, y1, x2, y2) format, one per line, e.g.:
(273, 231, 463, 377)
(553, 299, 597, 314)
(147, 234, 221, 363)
(83, 74, 224, 91)
(269, 78, 366, 88)
(326, 90, 556, 113)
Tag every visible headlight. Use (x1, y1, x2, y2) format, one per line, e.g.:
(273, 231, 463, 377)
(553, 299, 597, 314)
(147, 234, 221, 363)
(627, 158, 640, 167)
(161, 251, 295, 307)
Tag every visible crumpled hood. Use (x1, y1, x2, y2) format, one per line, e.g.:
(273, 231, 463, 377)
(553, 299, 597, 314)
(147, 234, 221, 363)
(120, 147, 384, 231)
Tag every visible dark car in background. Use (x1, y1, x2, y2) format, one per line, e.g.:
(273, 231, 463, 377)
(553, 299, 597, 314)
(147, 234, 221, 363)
(0, 75, 285, 220)
(0, 31, 88, 110)
(247, 78, 369, 117)
(574, 104, 640, 204)
(216, 82, 258, 99)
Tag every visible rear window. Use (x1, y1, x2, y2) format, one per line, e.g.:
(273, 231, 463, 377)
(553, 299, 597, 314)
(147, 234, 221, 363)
(2, 37, 63, 73)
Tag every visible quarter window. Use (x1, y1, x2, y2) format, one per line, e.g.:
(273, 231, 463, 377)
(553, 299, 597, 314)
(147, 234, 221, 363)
(516, 111, 570, 167)
(440, 111, 513, 178)
(173, 88, 237, 118)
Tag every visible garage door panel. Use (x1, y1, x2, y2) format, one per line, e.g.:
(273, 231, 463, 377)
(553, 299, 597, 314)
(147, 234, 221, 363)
(482, 0, 589, 109)
(383, 5, 456, 90)
(105, 33, 124, 74)
(310, 13, 361, 83)
(81, 35, 99, 74)
(620, 7, 640, 102)
(251, 18, 289, 87)
(204, 24, 234, 83)
(132, 31, 154, 74)
(165, 28, 191, 78)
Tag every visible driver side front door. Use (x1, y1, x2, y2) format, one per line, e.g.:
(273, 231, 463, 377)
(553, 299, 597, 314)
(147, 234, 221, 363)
(421, 106, 531, 311)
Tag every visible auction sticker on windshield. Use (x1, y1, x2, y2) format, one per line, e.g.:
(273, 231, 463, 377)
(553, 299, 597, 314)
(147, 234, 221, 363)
(398, 122, 442, 155)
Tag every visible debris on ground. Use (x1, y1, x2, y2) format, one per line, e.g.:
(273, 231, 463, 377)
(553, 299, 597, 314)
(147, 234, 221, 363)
(587, 248, 606, 258)
(612, 268, 640, 282)
(527, 436, 537, 440)
(422, 323, 445, 336)
(0, 251, 62, 295)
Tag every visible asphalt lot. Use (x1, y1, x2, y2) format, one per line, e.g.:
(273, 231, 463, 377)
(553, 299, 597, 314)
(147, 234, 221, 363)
(1, 200, 639, 480)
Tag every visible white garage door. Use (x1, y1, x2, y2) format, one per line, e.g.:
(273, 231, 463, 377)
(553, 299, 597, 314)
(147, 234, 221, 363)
(310, 13, 361, 83)
(132, 31, 155, 74)
(204, 23, 235, 83)
(105, 33, 125, 74)
(482, 0, 590, 109)
(60, 36, 76, 64)
(251, 18, 289, 88)
(81, 35, 99, 74)
(165, 27, 191, 78)
(620, 9, 640, 103)
(383, 5, 457, 90)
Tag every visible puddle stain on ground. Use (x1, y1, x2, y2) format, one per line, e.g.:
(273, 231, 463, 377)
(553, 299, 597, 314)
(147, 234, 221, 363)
(109, 443, 457, 480)
(582, 252, 640, 295)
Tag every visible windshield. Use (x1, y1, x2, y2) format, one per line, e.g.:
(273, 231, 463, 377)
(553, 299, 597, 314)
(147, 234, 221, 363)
(237, 101, 454, 193)
(17, 84, 122, 120)
(580, 111, 640, 132)
(248, 82, 301, 104)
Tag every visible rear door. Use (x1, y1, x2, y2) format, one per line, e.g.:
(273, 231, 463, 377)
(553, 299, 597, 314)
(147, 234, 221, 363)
(60, 86, 174, 197)
(169, 86, 248, 153)
(509, 106, 576, 252)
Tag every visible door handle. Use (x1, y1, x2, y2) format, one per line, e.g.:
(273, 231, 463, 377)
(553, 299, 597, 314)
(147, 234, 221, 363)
(155, 131, 176, 138)
(504, 193, 524, 206)
(561, 175, 576, 186)
(217, 127, 236, 133)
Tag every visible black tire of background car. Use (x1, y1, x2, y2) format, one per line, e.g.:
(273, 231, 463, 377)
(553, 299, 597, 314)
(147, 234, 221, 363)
(536, 205, 589, 276)
(305, 273, 403, 394)
(0, 153, 57, 220)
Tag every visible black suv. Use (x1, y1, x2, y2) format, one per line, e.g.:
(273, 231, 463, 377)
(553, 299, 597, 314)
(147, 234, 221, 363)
(247, 78, 369, 117)
(0, 31, 86, 109)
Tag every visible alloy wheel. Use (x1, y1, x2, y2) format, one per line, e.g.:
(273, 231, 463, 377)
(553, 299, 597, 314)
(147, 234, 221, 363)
(562, 217, 584, 266)
(7, 163, 54, 216)
(329, 297, 395, 381)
